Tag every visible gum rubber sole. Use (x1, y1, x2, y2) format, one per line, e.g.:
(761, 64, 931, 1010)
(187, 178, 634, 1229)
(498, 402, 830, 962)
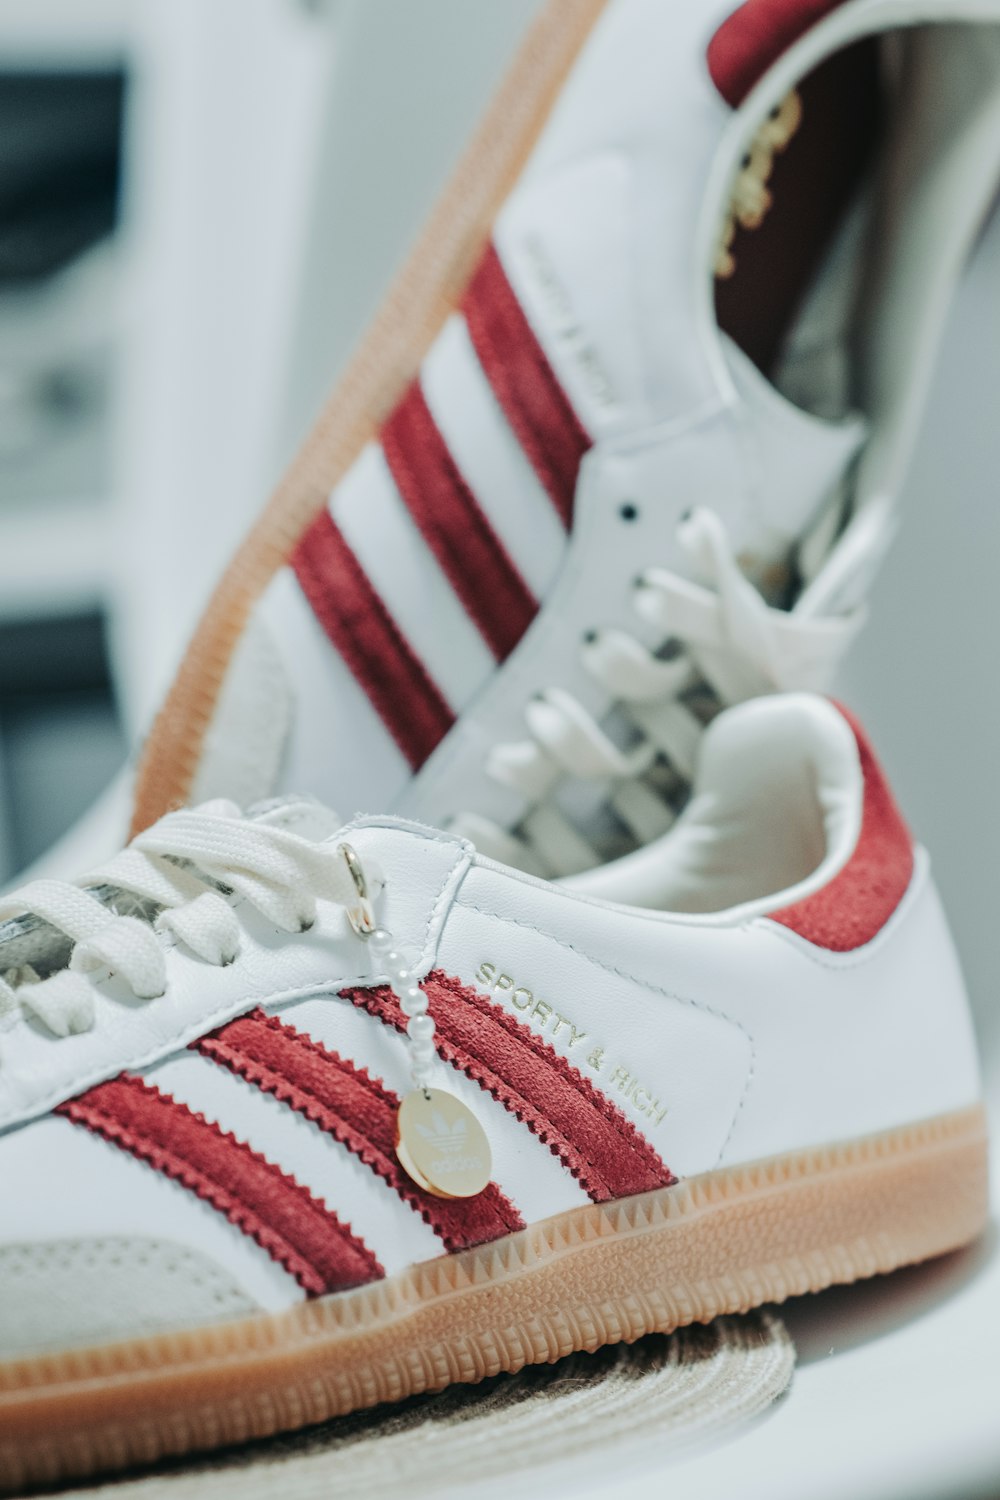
(0, 1105, 987, 1493)
(130, 0, 610, 836)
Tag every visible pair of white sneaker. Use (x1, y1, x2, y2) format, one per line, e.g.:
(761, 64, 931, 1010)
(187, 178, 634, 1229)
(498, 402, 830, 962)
(3, 0, 1000, 1486)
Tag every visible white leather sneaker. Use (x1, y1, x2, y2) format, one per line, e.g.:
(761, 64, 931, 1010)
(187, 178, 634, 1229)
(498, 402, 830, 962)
(131, 0, 1000, 879)
(0, 695, 986, 1490)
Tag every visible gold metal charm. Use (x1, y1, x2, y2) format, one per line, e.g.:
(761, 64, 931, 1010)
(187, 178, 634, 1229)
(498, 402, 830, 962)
(396, 1088, 492, 1199)
(338, 841, 376, 937)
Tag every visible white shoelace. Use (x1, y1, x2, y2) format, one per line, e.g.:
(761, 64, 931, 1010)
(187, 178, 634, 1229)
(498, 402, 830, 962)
(0, 813, 469, 1157)
(0, 803, 376, 1047)
(452, 507, 865, 876)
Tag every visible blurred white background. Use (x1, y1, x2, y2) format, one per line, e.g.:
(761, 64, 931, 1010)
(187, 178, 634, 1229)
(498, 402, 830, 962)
(1, 10, 999, 1496)
(2, 0, 997, 1055)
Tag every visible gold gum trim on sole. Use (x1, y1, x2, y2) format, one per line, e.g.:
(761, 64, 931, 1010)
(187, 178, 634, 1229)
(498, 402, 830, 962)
(0, 1105, 988, 1492)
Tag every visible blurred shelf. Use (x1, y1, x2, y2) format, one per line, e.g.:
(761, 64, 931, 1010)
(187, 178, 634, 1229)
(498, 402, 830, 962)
(0, 298, 114, 513)
(0, 0, 130, 66)
(0, 198, 119, 625)
(0, 492, 109, 619)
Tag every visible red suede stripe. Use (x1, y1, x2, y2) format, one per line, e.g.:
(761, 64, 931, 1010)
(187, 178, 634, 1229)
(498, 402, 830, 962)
(382, 380, 538, 660)
(56, 1075, 382, 1296)
(462, 243, 590, 529)
(345, 971, 673, 1202)
(291, 509, 454, 768)
(769, 704, 914, 951)
(197, 1010, 524, 1251)
(707, 0, 851, 106)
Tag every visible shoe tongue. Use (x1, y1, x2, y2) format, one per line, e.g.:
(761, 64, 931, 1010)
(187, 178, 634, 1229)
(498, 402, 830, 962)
(720, 335, 868, 546)
(247, 795, 342, 843)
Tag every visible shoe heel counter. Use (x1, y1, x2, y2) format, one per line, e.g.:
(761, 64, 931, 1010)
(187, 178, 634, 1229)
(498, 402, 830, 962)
(910, 860, 983, 1110)
(734, 848, 981, 1168)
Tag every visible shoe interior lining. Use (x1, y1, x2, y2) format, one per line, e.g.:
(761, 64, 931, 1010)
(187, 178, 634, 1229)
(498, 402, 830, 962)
(563, 694, 862, 918)
(717, 20, 1000, 456)
(533, 21, 1000, 884)
(853, 21, 1000, 505)
(715, 37, 883, 398)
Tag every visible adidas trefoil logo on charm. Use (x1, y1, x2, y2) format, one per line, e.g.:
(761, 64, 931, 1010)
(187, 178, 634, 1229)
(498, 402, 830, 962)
(396, 1087, 492, 1200)
(416, 1110, 468, 1155)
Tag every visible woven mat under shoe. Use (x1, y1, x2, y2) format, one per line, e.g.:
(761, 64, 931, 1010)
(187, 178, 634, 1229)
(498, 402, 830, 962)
(56, 1311, 794, 1500)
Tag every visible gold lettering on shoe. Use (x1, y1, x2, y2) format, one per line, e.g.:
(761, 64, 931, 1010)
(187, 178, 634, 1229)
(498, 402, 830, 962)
(474, 960, 667, 1127)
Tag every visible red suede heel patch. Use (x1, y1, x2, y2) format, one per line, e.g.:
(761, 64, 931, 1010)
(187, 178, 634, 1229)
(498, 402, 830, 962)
(769, 706, 914, 951)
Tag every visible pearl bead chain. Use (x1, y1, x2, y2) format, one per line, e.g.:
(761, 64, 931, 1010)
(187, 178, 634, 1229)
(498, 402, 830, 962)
(339, 844, 490, 1200)
(368, 926, 436, 1092)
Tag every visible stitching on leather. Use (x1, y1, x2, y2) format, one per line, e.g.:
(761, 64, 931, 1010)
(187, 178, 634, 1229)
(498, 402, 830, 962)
(61, 1098, 326, 1294)
(255, 1009, 397, 1105)
(404, 394, 733, 818)
(4, 977, 369, 1133)
(753, 856, 927, 971)
(3, 834, 470, 1133)
(336, 820, 472, 978)
(381, 380, 537, 658)
(0, 1239, 256, 1306)
(352, 983, 620, 1197)
(292, 512, 455, 766)
(462, 242, 589, 525)
(345, 973, 672, 1198)
(430, 970, 670, 1180)
(58, 1076, 383, 1294)
(453, 897, 756, 1168)
(198, 1011, 523, 1248)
